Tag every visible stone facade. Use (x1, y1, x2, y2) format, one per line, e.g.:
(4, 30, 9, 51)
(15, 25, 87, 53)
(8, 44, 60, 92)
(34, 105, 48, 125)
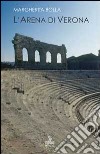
(98, 50, 100, 57)
(12, 33, 67, 70)
(68, 53, 100, 70)
(98, 50, 100, 70)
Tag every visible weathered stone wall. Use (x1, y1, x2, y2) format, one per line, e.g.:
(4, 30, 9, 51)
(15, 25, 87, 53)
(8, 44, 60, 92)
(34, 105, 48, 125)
(98, 50, 100, 70)
(98, 50, 100, 57)
(12, 33, 67, 70)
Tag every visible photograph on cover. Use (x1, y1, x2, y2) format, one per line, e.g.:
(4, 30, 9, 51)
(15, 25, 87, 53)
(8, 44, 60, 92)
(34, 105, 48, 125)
(1, 1, 100, 154)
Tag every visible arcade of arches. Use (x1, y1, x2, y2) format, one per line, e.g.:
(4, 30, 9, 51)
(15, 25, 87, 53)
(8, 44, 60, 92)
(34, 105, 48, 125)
(12, 33, 67, 70)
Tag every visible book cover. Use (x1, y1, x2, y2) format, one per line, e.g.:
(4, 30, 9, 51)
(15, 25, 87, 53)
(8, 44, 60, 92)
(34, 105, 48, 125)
(1, 1, 100, 154)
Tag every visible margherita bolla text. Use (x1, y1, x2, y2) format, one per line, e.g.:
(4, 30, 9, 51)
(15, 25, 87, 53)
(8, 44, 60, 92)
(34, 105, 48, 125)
(13, 7, 61, 13)
(13, 16, 89, 24)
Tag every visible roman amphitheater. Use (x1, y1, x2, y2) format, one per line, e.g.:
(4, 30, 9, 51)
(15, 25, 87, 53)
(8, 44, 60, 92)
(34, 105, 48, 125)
(1, 34, 100, 154)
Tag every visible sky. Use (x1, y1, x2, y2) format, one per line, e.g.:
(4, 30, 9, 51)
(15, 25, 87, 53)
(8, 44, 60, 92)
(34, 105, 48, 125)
(1, 1, 100, 62)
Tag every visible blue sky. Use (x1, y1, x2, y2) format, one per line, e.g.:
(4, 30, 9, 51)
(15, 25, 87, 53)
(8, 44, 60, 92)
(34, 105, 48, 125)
(1, 1, 100, 61)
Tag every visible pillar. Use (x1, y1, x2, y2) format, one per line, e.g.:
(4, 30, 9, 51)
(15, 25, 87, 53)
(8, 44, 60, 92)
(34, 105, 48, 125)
(14, 45, 23, 67)
(28, 49, 35, 63)
(40, 49, 46, 66)
(51, 52, 57, 65)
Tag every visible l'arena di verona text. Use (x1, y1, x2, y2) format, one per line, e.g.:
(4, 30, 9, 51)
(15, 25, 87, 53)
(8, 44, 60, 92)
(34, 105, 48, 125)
(14, 16, 89, 24)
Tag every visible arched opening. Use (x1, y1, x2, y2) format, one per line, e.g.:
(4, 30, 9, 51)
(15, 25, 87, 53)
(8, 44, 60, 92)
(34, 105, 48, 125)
(57, 53, 62, 63)
(46, 51, 51, 63)
(35, 50, 40, 62)
(23, 48, 28, 61)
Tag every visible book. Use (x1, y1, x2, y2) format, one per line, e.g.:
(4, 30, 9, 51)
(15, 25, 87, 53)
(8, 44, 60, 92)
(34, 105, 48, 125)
(1, 1, 100, 154)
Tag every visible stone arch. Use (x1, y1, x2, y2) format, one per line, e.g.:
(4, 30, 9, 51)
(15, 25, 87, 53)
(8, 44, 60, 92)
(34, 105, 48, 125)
(23, 48, 28, 61)
(35, 50, 40, 62)
(46, 51, 51, 63)
(12, 34, 67, 69)
(57, 53, 62, 63)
